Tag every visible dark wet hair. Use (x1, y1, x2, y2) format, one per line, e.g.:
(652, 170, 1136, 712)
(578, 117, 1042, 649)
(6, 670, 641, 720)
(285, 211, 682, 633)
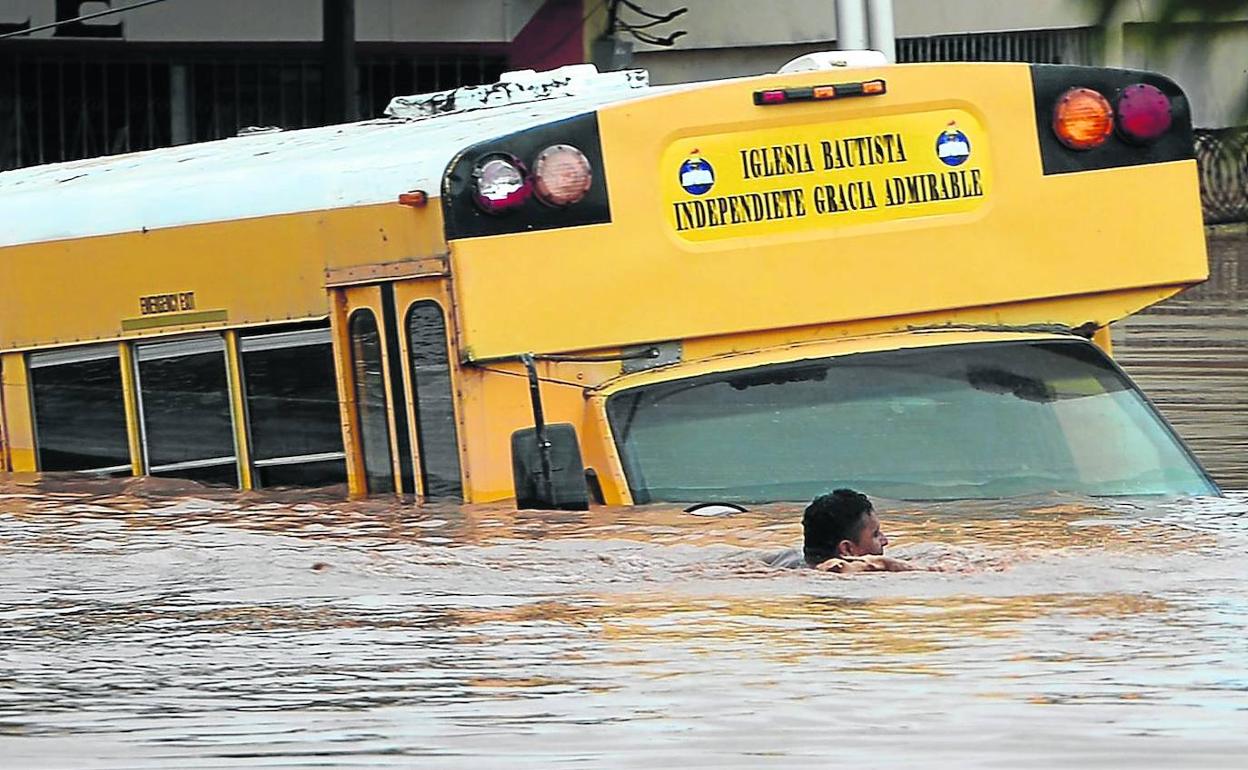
(803, 488, 873, 565)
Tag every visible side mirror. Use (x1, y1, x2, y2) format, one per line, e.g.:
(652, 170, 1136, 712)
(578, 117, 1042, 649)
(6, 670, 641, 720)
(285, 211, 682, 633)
(510, 423, 589, 510)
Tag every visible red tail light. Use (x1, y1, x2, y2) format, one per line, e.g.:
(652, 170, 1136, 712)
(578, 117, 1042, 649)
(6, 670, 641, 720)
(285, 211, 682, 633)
(1117, 83, 1172, 143)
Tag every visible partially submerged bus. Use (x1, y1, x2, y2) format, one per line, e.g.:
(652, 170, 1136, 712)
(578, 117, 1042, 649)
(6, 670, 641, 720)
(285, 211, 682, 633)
(0, 53, 1220, 507)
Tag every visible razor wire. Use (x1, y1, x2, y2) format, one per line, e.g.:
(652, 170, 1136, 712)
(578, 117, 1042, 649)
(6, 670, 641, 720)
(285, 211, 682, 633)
(1196, 127, 1248, 225)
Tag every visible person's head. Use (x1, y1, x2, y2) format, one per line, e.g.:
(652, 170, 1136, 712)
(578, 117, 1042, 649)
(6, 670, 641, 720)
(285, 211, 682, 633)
(803, 488, 889, 564)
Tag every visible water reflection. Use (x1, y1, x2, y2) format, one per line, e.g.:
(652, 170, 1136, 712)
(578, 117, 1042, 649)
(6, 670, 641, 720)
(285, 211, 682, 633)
(2, 474, 1247, 767)
(1116, 227, 1248, 488)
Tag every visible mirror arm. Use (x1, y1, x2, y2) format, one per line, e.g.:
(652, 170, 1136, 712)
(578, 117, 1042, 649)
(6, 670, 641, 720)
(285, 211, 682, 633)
(519, 352, 556, 505)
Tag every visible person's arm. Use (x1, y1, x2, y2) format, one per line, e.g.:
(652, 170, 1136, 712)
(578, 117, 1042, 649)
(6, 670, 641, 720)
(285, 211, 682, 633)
(813, 555, 917, 573)
(812, 557, 855, 573)
(864, 555, 916, 572)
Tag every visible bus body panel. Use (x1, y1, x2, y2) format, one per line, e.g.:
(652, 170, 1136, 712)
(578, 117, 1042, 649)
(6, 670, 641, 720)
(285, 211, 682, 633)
(446, 64, 1207, 361)
(0, 61, 1217, 502)
(0, 202, 446, 353)
(589, 330, 1217, 503)
(0, 353, 36, 472)
(449, 284, 1186, 504)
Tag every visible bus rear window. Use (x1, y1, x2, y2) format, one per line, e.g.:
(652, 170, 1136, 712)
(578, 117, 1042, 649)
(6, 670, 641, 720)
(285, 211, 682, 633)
(606, 339, 1216, 502)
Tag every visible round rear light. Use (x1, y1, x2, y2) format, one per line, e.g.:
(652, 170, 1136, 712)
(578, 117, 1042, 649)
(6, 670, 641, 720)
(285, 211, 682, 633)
(1117, 83, 1172, 143)
(533, 144, 593, 207)
(473, 154, 531, 213)
(1053, 87, 1114, 150)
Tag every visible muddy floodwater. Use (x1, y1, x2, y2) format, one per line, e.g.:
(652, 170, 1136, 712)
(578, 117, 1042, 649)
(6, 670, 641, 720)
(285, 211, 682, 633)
(2, 231, 1247, 768)
(3, 485, 1247, 769)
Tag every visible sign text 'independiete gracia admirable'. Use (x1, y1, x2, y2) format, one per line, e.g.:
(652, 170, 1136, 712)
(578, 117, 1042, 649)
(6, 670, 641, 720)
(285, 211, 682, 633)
(662, 110, 991, 242)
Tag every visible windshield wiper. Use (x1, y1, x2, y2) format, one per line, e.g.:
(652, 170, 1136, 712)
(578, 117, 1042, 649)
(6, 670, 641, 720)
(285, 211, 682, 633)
(728, 364, 827, 391)
(966, 367, 1055, 403)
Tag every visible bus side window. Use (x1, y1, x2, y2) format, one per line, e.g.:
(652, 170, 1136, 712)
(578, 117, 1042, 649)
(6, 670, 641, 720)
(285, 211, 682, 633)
(406, 301, 463, 500)
(135, 336, 238, 486)
(239, 326, 347, 488)
(29, 345, 131, 475)
(349, 309, 395, 495)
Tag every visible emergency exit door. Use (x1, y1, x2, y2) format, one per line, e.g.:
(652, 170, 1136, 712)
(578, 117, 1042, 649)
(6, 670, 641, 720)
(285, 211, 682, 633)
(331, 272, 464, 501)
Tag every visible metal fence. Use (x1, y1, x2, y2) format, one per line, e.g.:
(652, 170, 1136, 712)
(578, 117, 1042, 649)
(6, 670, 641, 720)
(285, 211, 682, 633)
(900, 28, 1247, 226)
(0, 47, 505, 172)
(1196, 127, 1248, 225)
(898, 27, 1097, 66)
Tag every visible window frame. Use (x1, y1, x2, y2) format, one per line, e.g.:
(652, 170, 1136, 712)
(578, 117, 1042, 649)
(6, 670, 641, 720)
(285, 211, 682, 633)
(347, 308, 396, 495)
(599, 335, 1219, 503)
(238, 325, 347, 487)
(133, 334, 239, 481)
(28, 343, 132, 475)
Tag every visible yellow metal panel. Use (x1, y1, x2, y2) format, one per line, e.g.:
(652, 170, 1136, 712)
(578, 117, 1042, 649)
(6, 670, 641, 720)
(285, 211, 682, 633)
(338, 286, 404, 497)
(0, 371, 5, 472)
(328, 290, 368, 499)
(117, 342, 143, 476)
(223, 331, 254, 490)
(325, 255, 450, 288)
(392, 295, 424, 499)
(456, 361, 597, 503)
(578, 391, 632, 505)
(448, 64, 1208, 361)
(0, 353, 36, 472)
(454, 286, 1176, 504)
(457, 329, 1101, 504)
(676, 286, 1182, 364)
(456, 365, 516, 502)
(0, 355, 8, 472)
(0, 203, 446, 352)
(592, 329, 1071, 396)
(392, 281, 464, 501)
(1093, 324, 1114, 356)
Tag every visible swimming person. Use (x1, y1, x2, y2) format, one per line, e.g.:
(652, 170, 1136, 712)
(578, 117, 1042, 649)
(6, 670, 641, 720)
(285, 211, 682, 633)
(801, 488, 915, 573)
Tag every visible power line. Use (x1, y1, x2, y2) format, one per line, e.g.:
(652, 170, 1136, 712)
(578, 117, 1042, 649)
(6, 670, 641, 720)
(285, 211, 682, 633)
(0, 0, 177, 42)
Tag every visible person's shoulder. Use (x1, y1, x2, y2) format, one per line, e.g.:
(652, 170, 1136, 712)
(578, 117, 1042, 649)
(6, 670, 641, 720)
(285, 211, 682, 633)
(764, 547, 809, 570)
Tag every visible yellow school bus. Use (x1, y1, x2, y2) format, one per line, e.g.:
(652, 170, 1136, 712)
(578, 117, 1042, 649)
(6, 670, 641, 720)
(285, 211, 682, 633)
(0, 55, 1219, 506)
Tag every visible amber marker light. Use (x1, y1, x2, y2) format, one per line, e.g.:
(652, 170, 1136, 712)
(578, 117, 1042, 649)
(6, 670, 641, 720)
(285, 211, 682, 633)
(398, 189, 428, 207)
(752, 79, 886, 105)
(532, 144, 593, 207)
(1053, 87, 1114, 150)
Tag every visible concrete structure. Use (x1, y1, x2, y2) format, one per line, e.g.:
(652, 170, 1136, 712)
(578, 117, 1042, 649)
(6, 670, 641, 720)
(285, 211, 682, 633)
(0, 0, 594, 170)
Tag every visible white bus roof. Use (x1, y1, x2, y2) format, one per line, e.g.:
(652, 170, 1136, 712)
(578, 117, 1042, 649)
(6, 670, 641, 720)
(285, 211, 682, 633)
(0, 66, 670, 248)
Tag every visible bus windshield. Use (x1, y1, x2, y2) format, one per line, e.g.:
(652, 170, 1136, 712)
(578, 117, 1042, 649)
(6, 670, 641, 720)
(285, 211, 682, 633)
(606, 339, 1216, 502)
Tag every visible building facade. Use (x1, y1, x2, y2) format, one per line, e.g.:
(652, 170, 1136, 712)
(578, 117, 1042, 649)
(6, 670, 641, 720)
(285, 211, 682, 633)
(0, 0, 592, 171)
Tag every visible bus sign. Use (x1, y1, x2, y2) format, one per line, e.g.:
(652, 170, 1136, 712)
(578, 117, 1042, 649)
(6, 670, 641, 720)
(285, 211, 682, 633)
(663, 109, 990, 242)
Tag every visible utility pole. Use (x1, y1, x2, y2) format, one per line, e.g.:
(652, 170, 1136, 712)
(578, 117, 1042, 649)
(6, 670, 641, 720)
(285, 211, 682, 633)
(835, 0, 868, 51)
(323, 0, 358, 123)
(866, 0, 896, 62)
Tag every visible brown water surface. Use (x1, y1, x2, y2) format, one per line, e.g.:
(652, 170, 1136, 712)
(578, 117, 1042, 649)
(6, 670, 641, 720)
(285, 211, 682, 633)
(2, 478, 1246, 768)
